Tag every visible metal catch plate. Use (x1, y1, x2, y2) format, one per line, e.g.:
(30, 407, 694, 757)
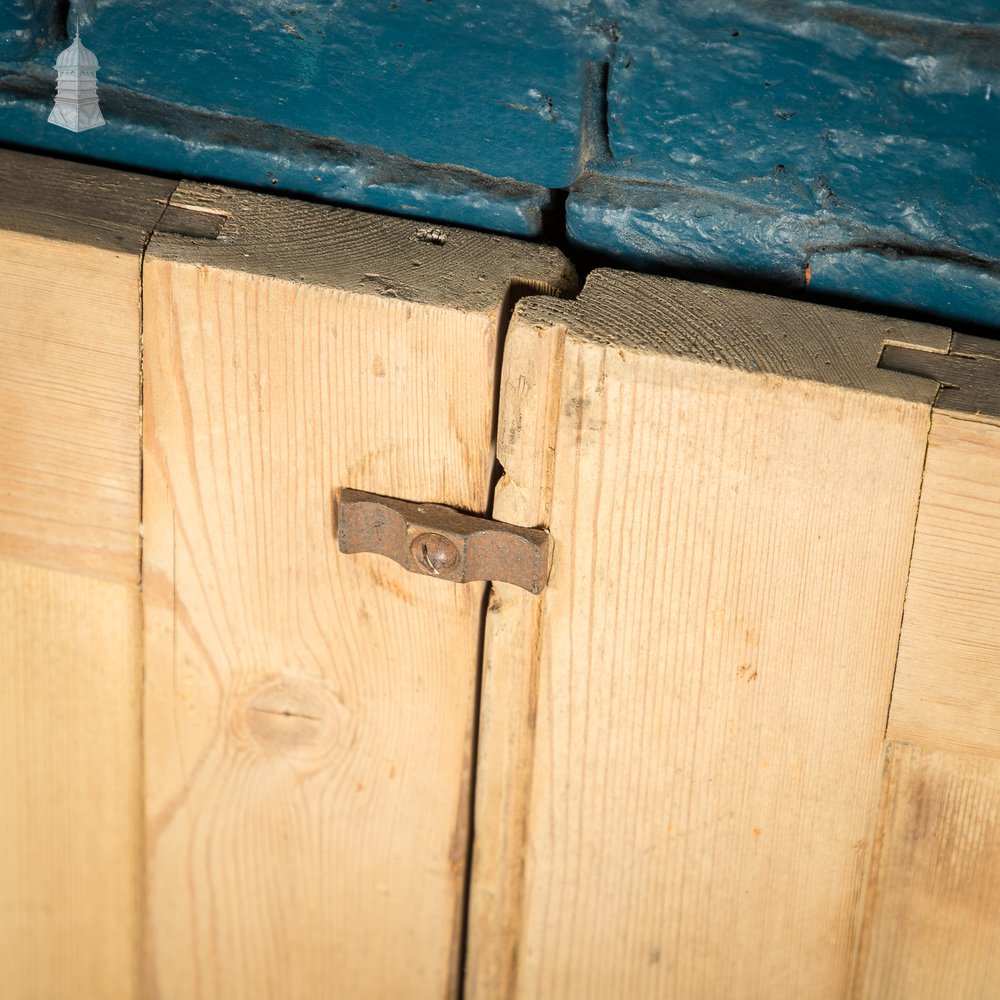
(337, 488, 551, 594)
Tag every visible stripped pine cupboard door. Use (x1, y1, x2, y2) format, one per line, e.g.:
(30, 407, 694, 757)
(6, 147, 1000, 1000)
(141, 181, 575, 999)
(855, 362, 1000, 999)
(0, 150, 174, 1000)
(854, 743, 1000, 1000)
(887, 404, 1000, 758)
(467, 271, 946, 1000)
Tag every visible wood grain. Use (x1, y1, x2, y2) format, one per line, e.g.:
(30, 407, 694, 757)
(142, 184, 575, 999)
(887, 411, 1000, 756)
(0, 147, 175, 255)
(153, 180, 577, 316)
(0, 150, 172, 999)
(515, 268, 949, 400)
(465, 317, 566, 1000)
(0, 557, 141, 999)
(878, 334, 1000, 419)
(853, 742, 1000, 999)
(0, 150, 174, 581)
(481, 271, 940, 999)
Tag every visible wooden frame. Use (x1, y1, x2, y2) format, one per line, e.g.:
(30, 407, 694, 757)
(2, 149, 997, 999)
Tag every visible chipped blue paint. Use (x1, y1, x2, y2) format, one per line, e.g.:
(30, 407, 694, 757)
(573, 0, 1000, 324)
(0, 1, 52, 62)
(0, 66, 552, 235)
(1, 0, 999, 326)
(0, 0, 601, 234)
(0, 5, 29, 62)
(566, 172, 1000, 327)
(78, 0, 589, 189)
(807, 250, 1000, 328)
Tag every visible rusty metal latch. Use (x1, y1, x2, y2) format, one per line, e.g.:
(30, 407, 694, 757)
(337, 488, 551, 594)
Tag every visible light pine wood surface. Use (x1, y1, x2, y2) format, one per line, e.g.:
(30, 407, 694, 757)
(0, 150, 173, 581)
(0, 558, 141, 1000)
(853, 742, 1000, 1000)
(141, 182, 575, 999)
(7, 150, 1000, 1000)
(475, 271, 940, 1000)
(0, 230, 141, 580)
(887, 410, 1000, 757)
(0, 150, 171, 1000)
(465, 317, 567, 999)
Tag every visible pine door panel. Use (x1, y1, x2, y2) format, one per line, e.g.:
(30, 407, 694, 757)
(469, 271, 944, 1000)
(141, 181, 574, 999)
(0, 149, 174, 1000)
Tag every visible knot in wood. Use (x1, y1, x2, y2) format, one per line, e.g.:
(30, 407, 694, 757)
(246, 679, 327, 751)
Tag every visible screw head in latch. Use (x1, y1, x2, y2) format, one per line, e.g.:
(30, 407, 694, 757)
(410, 532, 460, 575)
